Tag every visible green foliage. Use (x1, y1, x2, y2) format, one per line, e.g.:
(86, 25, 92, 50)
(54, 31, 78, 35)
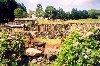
(44, 6, 99, 20)
(57, 8, 66, 20)
(78, 10, 89, 19)
(88, 9, 98, 19)
(28, 9, 34, 18)
(71, 8, 79, 20)
(0, 31, 25, 66)
(54, 29, 100, 66)
(22, 11, 28, 18)
(44, 7, 90, 20)
(14, 8, 23, 18)
(35, 4, 44, 18)
(18, 3, 27, 12)
(27, 21, 33, 27)
(0, 0, 18, 22)
(0, 0, 27, 22)
(71, 8, 89, 20)
(44, 6, 56, 19)
(14, 8, 27, 18)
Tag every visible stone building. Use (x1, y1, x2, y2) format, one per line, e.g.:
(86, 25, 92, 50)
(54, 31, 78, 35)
(14, 18, 36, 25)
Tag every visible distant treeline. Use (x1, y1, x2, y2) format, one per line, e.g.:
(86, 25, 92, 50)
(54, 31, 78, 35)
(0, 0, 27, 23)
(34, 4, 100, 20)
(0, 1, 100, 23)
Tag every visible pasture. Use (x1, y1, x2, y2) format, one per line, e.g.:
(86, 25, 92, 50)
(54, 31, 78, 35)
(37, 18, 100, 25)
(35, 38, 61, 44)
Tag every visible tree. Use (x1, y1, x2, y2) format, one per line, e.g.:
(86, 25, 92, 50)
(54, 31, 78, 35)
(67, 12, 71, 20)
(57, 8, 66, 20)
(22, 11, 27, 18)
(0, 0, 18, 22)
(0, 0, 27, 22)
(78, 10, 89, 19)
(51, 8, 58, 19)
(14, 8, 27, 18)
(14, 8, 23, 18)
(88, 9, 98, 19)
(28, 9, 34, 18)
(82, 10, 89, 19)
(35, 4, 44, 18)
(71, 8, 79, 20)
(18, 3, 27, 12)
(44, 6, 56, 19)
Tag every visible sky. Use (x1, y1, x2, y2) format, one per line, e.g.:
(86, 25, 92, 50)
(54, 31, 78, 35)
(15, 0, 100, 12)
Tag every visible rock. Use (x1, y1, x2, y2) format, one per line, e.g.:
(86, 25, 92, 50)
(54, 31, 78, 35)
(37, 57, 42, 62)
(31, 59, 37, 64)
(37, 62, 41, 65)
(86, 49, 91, 52)
(84, 54, 89, 59)
(86, 32, 93, 37)
(25, 48, 42, 56)
(82, 52, 85, 55)
(48, 55, 57, 61)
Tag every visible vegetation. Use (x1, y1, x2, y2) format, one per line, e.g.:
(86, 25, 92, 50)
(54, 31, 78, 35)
(88, 9, 98, 19)
(0, 30, 26, 66)
(35, 38, 61, 44)
(44, 6, 57, 19)
(0, 0, 100, 23)
(27, 21, 33, 27)
(71, 8, 89, 20)
(0, 0, 17, 22)
(14, 8, 27, 18)
(36, 18, 100, 25)
(54, 29, 100, 66)
(34, 4, 100, 20)
(28, 9, 34, 18)
(35, 4, 44, 18)
(0, 0, 27, 22)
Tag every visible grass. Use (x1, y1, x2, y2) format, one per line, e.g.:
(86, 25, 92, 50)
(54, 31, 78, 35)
(36, 18, 100, 25)
(35, 38, 61, 44)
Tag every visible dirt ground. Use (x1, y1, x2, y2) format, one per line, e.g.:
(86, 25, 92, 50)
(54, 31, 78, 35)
(25, 39, 62, 55)
(44, 44, 61, 54)
(25, 39, 62, 66)
(28, 39, 62, 49)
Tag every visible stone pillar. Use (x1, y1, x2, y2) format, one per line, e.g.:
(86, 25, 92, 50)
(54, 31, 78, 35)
(45, 24, 46, 31)
(43, 24, 45, 32)
(38, 25, 40, 32)
(47, 24, 48, 31)
(40, 24, 44, 32)
(51, 24, 54, 31)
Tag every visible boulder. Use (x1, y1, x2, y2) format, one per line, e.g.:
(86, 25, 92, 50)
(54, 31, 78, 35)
(25, 48, 42, 56)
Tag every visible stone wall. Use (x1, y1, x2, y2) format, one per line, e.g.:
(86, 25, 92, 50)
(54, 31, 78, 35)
(2, 23, 100, 39)
(33, 23, 100, 39)
(34, 23, 100, 32)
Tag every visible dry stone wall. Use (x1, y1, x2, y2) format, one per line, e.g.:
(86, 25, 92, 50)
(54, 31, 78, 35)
(33, 23, 100, 39)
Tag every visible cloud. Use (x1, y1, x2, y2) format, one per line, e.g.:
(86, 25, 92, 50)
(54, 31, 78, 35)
(28, 0, 39, 4)
(73, 0, 92, 6)
(16, 0, 100, 11)
(18, 0, 39, 4)
(57, 0, 95, 6)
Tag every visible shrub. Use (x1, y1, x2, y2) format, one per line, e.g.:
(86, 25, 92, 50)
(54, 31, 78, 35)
(54, 29, 100, 66)
(0, 31, 25, 66)
(27, 21, 33, 27)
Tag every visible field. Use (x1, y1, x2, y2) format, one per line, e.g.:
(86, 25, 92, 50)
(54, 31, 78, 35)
(35, 38, 61, 44)
(37, 18, 100, 25)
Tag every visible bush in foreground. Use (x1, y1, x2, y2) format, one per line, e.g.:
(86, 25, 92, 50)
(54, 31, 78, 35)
(0, 31, 25, 66)
(54, 29, 100, 66)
